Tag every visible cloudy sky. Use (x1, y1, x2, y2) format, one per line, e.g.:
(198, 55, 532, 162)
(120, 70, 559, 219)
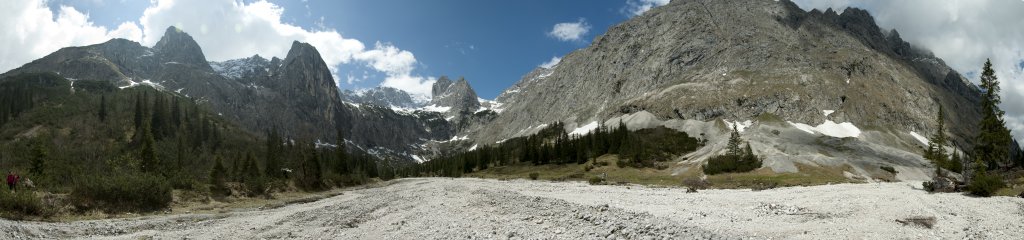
(0, 0, 1022, 141)
(791, 0, 1024, 143)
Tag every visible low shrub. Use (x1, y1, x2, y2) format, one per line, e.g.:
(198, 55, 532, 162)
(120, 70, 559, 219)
(703, 154, 762, 175)
(0, 190, 45, 218)
(70, 173, 172, 213)
(588, 176, 604, 185)
(584, 164, 594, 172)
(244, 177, 271, 197)
(528, 172, 540, 180)
(880, 166, 897, 174)
(968, 172, 1005, 197)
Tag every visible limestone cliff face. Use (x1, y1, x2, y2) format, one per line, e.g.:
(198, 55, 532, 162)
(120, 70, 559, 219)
(475, 0, 981, 149)
(430, 76, 481, 113)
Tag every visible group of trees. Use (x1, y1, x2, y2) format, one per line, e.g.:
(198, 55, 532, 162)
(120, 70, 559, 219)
(702, 125, 762, 175)
(401, 122, 703, 178)
(924, 59, 1018, 197)
(0, 73, 398, 216)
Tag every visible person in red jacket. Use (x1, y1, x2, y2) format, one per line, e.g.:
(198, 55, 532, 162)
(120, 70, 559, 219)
(6, 171, 17, 192)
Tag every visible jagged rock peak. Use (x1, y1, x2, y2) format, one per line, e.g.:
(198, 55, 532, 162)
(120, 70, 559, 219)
(430, 75, 480, 112)
(284, 41, 323, 62)
(432, 75, 454, 97)
(153, 26, 212, 70)
(341, 86, 422, 109)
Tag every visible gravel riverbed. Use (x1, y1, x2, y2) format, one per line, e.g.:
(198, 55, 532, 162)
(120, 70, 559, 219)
(2, 177, 1022, 239)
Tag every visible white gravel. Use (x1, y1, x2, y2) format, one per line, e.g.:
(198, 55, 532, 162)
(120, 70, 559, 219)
(2, 178, 1022, 239)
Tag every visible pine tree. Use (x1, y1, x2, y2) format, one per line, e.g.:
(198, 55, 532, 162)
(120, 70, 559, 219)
(133, 94, 144, 129)
(335, 129, 349, 175)
(926, 105, 949, 166)
(973, 59, 1013, 169)
(29, 139, 47, 176)
(210, 156, 228, 186)
(139, 122, 159, 173)
(727, 124, 742, 157)
(98, 94, 108, 122)
(265, 127, 282, 178)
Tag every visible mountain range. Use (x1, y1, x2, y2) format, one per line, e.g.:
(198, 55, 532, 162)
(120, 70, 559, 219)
(1, 0, 1018, 178)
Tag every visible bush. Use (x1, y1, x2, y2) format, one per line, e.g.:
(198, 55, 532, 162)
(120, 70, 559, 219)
(703, 154, 762, 175)
(880, 166, 897, 174)
(588, 176, 604, 185)
(70, 173, 173, 213)
(243, 177, 271, 197)
(968, 173, 1005, 197)
(584, 164, 594, 172)
(528, 172, 540, 180)
(0, 190, 45, 218)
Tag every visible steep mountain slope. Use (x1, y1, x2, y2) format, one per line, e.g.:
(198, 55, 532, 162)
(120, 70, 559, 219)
(340, 87, 423, 109)
(1, 26, 453, 162)
(467, 0, 985, 179)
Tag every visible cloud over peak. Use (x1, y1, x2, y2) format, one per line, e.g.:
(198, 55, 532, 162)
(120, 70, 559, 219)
(548, 18, 590, 42)
(0, 0, 435, 99)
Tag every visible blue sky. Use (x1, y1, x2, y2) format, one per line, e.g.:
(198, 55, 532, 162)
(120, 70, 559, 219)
(35, 0, 659, 99)
(2, 0, 1024, 141)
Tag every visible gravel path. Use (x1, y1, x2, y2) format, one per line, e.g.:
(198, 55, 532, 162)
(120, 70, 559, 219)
(1, 178, 1022, 239)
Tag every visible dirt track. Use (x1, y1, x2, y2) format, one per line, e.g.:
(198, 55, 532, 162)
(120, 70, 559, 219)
(2, 178, 1022, 239)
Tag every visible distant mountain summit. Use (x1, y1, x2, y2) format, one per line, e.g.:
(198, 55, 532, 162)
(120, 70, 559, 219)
(1, 27, 458, 162)
(153, 26, 213, 71)
(430, 76, 481, 114)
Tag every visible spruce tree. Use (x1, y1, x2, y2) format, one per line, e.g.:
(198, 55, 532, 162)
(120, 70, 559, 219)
(29, 139, 47, 176)
(727, 124, 742, 157)
(973, 59, 1013, 169)
(139, 122, 159, 173)
(926, 105, 949, 165)
(99, 94, 108, 122)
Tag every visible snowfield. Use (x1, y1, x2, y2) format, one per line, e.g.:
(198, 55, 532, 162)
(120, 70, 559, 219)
(2, 178, 1022, 239)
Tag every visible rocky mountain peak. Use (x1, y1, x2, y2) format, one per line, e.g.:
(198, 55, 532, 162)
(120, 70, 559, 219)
(430, 76, 480, 112)
(153, 26, 212, 71)
(341, 87, 422, 109)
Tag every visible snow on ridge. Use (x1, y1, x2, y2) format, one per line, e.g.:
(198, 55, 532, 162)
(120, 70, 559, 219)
(909, 131, 929, 145)
(723, 119, 753, 132)
(421, 105, 451, 113)
(569, 121, 599, 136)
(468, 144, 479, 151)
(787, 120, 862, 138)
(823, 110, 835, 117)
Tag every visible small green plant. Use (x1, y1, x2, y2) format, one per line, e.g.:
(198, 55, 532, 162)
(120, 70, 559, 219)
(588, 176, 604, 185)
(528, 172, 540, 180)
(968, 172, 1005, 197)
(0, 190, 46, 219)
(70, 173, 173, 213)
(880, 165, 897, 174)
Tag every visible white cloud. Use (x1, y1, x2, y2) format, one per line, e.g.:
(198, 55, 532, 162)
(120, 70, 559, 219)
(0, 0, 143, 73)
(0, 0, 433, 99)
(623, 0, 670, 17)
(792, 0, 1024, 143)
(548, 18, 590, 42)
(539, 56, 561, 69)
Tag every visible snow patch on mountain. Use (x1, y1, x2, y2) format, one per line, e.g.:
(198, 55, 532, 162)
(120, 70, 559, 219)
(421, 105, 451, 112)
(569, 121, 599, 136)
(787, 120, 862, 138)
(909, 131, 929, 146)
(723, 119, 753, 132)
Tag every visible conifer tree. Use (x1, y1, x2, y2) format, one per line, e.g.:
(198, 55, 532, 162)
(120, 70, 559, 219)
(30, 139, 47, 176)
(925, 105, 949, 165)
(139, 122, 159, 173)
(727, 124, 742, 157)
(973, 59, 1013, 169)
(98, 94, 108, 122)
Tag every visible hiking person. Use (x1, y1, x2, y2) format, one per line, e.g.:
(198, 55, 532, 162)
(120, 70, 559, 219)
(6, 171, 18, 192)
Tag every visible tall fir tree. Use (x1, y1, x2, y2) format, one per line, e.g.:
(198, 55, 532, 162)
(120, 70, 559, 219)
(925, 105, 948, 164)
(98, 94, 108, 122)
(727, 124, 742, 157)
(973, 59, 1013, 169)
(139, 122, 159, 173)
